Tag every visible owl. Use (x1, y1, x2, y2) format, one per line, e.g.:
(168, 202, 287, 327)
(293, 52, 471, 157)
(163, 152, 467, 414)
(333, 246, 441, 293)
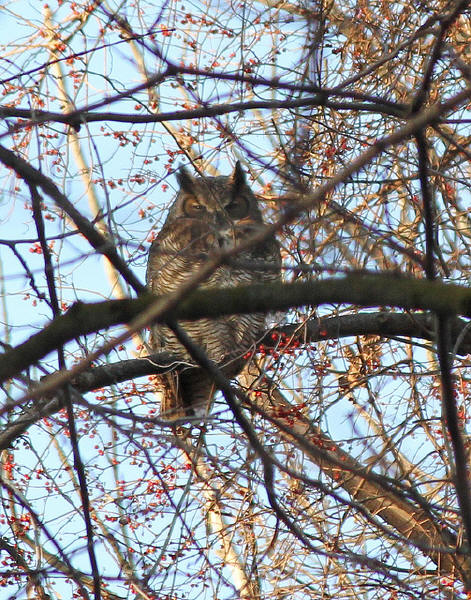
(146, 162, 281, 420)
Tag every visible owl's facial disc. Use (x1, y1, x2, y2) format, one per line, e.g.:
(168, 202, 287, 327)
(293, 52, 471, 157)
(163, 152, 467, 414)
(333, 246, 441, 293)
(182, 195, 208, 218)
(224, 194, 249, 219)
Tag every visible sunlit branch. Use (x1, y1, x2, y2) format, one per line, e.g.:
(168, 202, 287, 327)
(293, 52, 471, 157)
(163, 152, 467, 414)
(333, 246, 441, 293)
(250, 387, 471, 584)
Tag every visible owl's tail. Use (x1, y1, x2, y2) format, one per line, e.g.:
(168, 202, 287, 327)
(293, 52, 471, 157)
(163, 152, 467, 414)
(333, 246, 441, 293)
(159, 369, 216, 420)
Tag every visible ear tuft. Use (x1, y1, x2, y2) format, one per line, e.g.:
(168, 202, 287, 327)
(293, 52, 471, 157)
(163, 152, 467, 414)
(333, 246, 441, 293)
(231, 160, 246, 192)
(176, 166, 195, 193)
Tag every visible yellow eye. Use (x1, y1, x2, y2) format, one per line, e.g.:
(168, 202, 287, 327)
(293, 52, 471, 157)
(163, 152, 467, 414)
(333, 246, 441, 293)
(183, 197, 206, 216)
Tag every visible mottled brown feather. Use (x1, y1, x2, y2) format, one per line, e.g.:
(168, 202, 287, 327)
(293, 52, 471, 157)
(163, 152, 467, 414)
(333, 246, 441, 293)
(146, 163, 281, 419)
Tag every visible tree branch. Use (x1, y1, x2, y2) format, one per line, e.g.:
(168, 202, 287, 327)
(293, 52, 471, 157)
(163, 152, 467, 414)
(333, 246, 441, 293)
(0, 95, 405, 129)
(0, 144, 145, 295)
(2, 274, 471, 385)
(258, 387, 471, 586)
(2, 310, 470, 455)
(67, 312, 470, 393)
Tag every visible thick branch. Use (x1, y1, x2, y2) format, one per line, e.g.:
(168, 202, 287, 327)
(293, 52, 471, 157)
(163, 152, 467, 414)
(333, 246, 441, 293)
(2, 275, 471, 384)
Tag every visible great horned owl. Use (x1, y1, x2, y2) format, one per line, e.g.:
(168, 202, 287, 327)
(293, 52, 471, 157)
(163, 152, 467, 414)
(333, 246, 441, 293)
(146, 162, 281, 419)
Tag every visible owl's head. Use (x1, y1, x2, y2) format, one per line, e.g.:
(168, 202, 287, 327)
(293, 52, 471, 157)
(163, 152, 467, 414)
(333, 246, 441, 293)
(168, 162, 263, 228)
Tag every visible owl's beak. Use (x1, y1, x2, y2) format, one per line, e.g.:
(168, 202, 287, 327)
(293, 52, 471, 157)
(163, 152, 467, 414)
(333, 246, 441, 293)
(217, 219, 263, 249)
(215, 212, 232, 229)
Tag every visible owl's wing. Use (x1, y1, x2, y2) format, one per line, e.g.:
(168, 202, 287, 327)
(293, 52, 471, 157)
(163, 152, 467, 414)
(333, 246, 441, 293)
(255, 232, 282, 272)
(146, 219, 223, 419)
(158, 368, 185, 419)
(147, 219, 219, 289)
(227, 221, 282, 281)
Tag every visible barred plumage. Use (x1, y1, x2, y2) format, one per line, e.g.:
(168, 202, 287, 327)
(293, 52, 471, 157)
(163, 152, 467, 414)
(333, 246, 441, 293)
(146, 162, 281, 419)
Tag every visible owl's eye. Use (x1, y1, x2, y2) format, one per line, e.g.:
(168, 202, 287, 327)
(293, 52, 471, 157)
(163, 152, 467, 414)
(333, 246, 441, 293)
(184, 198, 206, 216)
(225, 196, 249, 219)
